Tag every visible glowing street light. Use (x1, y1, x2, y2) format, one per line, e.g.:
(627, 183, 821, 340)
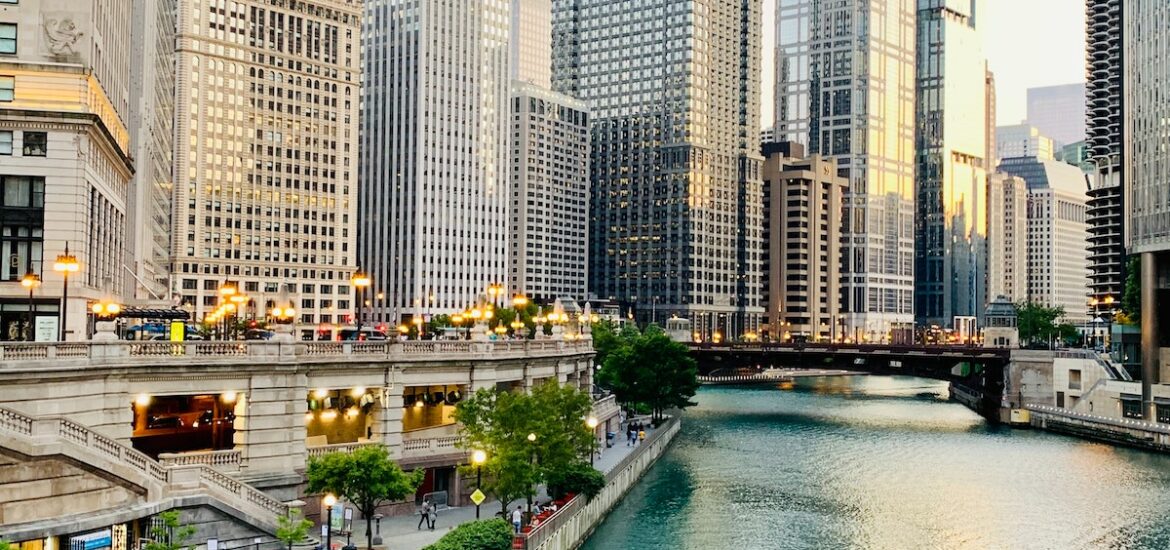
(52, 243, 80, 341)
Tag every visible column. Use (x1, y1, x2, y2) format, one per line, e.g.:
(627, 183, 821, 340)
(1141, 252, 1161, 421)
(240, 370, 306, 474)
(377, 383, 405, 458)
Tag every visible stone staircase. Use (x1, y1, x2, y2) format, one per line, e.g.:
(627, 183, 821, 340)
(0, 406, 294, 541)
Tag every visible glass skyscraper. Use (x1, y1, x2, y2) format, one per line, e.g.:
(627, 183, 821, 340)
(774, 0, 918, 342)
(553, 0, 764, 339)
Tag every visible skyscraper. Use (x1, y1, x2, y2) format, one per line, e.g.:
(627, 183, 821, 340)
(774, 0, 917, 342)
(172, 0, 361, 339)
(360, 1, 512, 323)
(1123, 0, 1170, 417)
(996, 124, 1055, 162)
(553, 0, 764, 338)
(1026, 83, 1087, 147)
(1085, 0, 1125, 315)
(914, 0, 990, 329)
(0, 0, 134, 340)
(986, 173, 1027, 304)
(511, 0, 552, 88)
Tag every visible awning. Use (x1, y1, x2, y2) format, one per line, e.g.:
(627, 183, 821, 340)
(119, 307, 191, 320)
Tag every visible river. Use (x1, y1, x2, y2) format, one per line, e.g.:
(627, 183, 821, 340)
(581, 375, 1170, 550)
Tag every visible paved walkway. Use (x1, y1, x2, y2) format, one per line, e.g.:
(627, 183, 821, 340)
(346, 418, 659, 550)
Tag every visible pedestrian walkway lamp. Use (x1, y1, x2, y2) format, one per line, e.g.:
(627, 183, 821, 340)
(472, 449, 487, 518)
(21, 271, 40, 341)
(586, 416, 599, 466)
(323, 493, 337, 550)
(352, 269, 371, 334)
(526, 433, 537, 516)
(52, 243, 79, 341)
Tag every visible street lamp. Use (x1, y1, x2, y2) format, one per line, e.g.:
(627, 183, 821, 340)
(586, 416, 599, 466)
(471, 449, 487, 519)
(322, 493, 337, 550)
(512, 294, 529, 308)
(229, 293, 250, 340)
(352, 269, 371, 335)
(20, 271, 40, 341)
(487, 283, 504, 308)
(52, 243, 80, 341)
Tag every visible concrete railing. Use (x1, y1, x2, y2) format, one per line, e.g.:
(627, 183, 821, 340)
(401, 435, 461, 457)
(0, 338, 594, 370)
(591, 395, 620, 422)
(1026, 404, 1170, 435)
(305, 441, 380, 459)
(160, 449, 243, 472)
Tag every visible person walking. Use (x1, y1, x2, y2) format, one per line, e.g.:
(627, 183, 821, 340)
(417, 499, 431, 530)
(638, 428, 646, 444)
(427, 501, 438, 530)
(512, 505, 524, 534)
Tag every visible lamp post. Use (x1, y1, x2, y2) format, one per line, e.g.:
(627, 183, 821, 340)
(52, 243, 79, 341)
(230, 293, 249, 339)
(323, 493, 337, 550)
(471, 449, 486, 519)
(526, 433, 537, 517)
(90, 291, 122, 342)
(352, 269, 371, 336)
(586, 416, 599, 466)
(218, 281, 238, 340)
(269, 285, 297, 343)
(487, 283, 503, 309)
(21, 271, 40, 341)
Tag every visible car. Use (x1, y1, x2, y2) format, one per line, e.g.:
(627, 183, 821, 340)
(244, 329, 275, 340)
(338, 327, 389, 341)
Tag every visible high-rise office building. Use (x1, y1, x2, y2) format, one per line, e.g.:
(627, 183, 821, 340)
(360, 1, 511, 323)
(1123, 0, 1170, 416)
(1085, 0, 1125, 314)
(761, 142, 846, 343)
(1026, 83, 1087, 147)
(998, 157, 1090, 324)
(173, 0, 361, 340)
(986, 173, 1028, 304)
(996, 124, 1056, 162)
(0, 0, 133, 340)
(553, 0, 764, 338)
(915, 0, 989, 328)
(127, 0, 176, 302)
(511, 0, 552, 88)
(773, 0, 917, 342)
(509, 82, 589, 302)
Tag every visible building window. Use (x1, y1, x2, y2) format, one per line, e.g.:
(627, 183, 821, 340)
(0, 130, 10, 155)
(22, 132, 45, 156)
(1122, 399, 1143, 419)
(0, 175, 45, 281)
(0, 24, 14, 54)
(1157, 404, 1170, 425)
(0, 76, 13, 101)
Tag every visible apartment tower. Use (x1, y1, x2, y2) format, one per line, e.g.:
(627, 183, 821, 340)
(1085, 0, 1125, 314)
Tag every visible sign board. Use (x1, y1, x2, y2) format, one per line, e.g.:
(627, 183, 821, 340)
(330, 504, 344, 531)
(170, 321, 185, 342)
(470, 489, 486, 506)
(34, 316, 57, 342)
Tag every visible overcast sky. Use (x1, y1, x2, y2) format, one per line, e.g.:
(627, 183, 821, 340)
(759, 0, 1087, 127)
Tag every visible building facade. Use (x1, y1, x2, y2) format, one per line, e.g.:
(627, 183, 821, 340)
(172, 0, 361, 339)
(127, 0, 176, 302)
(986, 173, 1028, 304)
(1086, 0, 1125, 315)
(774, 0, 917, 342)
(553, 0, 765, 338)
(0, 0, 134, 341)
(914, 0, 989, 328)
(509, 82, 589, 302)
(1123, 0, 1170, 417)
(998, 157, 1091, 323)
(761, 142, 845, 342)
(511, 0, 551, 88)
(1026, 83, 1087, 147)
(996, 124, 1055, 162)
(360, 0, 511, 324)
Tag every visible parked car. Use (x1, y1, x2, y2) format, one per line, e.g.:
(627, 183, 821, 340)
(244, 329, 275, 340)
(338, 327, 388, 341)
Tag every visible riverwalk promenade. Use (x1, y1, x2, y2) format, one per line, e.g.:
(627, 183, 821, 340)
(352, 420, 659, 550)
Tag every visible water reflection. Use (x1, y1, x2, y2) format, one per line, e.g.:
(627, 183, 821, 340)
(582, 376, 1170, 550)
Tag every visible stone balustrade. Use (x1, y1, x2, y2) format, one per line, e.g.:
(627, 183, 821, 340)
(305, 441, 380, 459)
(401, 435, 461, 457)
(591, 394, 620, 422)
(159, 449, 243, 472)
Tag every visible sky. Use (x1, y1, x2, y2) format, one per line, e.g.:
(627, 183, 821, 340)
(759, 0, 1086, 128)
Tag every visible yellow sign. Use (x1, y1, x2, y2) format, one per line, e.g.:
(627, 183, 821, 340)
(170, 321, 185, 342)
(470, 489, 486, 506)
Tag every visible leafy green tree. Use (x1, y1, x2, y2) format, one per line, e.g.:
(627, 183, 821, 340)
(422, 519, 513, 550)
(1122, 255, 1141, 324)
(1015, 302, 1065, 346)
(275, 509, 312, 550)
(427, 314, 453, 336)
(307, 446, 424, 550)
(598, 325, 698, 422)
(545, 461, 605, 500)
(1056, 323, 1081, 346)
(1, 541, 12, 550)
(144, 511, 196, 550)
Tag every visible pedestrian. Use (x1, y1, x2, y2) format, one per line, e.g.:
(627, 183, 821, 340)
(427, 501, 438, 530)
(512, 505, 524, 534)
(638, 428, 646, 444)
(417, 499, 431, 530)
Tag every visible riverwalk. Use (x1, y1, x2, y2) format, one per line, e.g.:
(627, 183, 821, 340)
(350, 420, 659, 550)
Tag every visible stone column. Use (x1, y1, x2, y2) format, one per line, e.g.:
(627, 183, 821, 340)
(240, 370, 306, 475)
(377, 383, 405, 458)
(1141, 252, 1161, 421)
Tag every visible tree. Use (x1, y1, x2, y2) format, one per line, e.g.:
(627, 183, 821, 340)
(597, 325, 698, 422)
(1122, 255, 1141, 323)
(1056, 323, 1081, 346)
(1015, 302, 1065, 346)
(275, 509, 312, 550)
(307, 446, 424, 550)
(427, 314, 453, 336)
(144, 511, 196, 550)
(545, 461, 605, 500)
(422, 519, 513, 550)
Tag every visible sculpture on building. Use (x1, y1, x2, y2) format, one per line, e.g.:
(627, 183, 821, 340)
(44, 18, 83, 57)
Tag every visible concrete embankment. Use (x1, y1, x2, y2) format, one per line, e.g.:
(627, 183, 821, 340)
(1027, 405, 1170, 453)
(523, 414, 681, 550)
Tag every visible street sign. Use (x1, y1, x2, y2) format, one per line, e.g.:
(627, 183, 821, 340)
(470, 489, 486, 506)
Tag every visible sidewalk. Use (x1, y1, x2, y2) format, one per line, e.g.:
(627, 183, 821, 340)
(350, 418, 659, 550)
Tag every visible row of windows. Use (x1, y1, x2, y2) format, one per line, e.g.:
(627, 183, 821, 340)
(0, 131, 46, 157)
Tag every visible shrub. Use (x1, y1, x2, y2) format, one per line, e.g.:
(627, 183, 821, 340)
(545, 461, 606, 501)
(422, 519, 513, 550)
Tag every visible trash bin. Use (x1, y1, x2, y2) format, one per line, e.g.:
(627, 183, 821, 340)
(605, 432, 615, 448)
